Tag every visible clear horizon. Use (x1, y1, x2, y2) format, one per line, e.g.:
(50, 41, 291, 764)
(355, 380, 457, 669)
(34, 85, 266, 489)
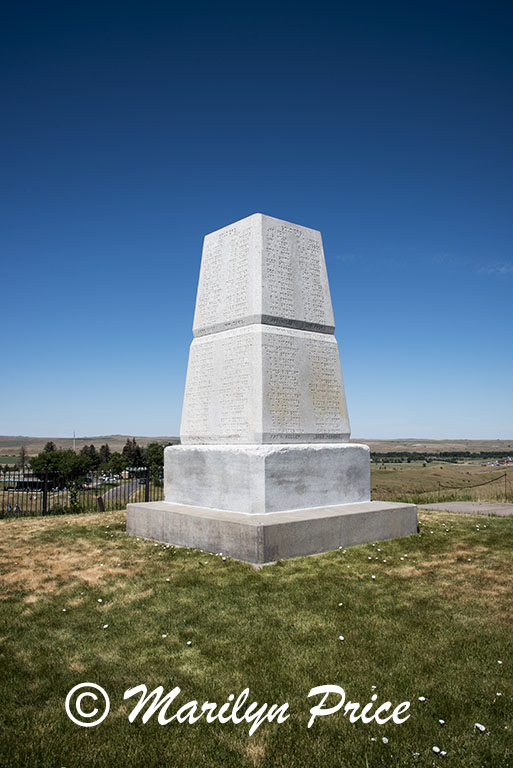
(1, 3, 512, 439)
(2, 433, 512, 442)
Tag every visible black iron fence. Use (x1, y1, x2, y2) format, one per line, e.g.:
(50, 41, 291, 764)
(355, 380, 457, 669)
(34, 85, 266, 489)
(0, 467, 164, 519)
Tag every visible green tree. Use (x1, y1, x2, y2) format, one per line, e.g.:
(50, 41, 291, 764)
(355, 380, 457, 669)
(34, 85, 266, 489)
(108, 452, 126, 475)
(80, 444, 100, 470)
(30, 450, 91, 485)
(18, 445, 28, 471)
(143, 442, 165, 483)
(43, 441, 57, 453)
(99, 444, 111, 465)
(122, 438, 143, 467)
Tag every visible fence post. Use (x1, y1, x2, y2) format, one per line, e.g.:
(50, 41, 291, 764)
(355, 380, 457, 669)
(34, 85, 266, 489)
(505, 473, 507, 503)
(145, 466, 150, 502)
(42, 468, 48, 516)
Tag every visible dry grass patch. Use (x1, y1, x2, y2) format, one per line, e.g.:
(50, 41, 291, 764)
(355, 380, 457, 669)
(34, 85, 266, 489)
(246, 734, 269, 766)
(0, 511, 141, 599)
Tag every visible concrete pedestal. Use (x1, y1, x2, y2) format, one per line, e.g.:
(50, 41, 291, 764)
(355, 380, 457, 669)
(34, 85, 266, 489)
(126, 500, 418, 565)
(126, 441, 417, 564)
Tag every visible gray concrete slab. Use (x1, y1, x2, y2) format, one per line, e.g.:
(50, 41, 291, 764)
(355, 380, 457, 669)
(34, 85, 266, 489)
(127, 500, 418, 564)
(420, 502, 513, 516)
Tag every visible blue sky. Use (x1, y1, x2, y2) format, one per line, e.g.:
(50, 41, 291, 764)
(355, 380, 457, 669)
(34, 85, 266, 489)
(1, 1, 512, 439)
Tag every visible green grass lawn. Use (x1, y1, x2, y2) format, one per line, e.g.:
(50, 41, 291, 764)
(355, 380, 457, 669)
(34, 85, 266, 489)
(0, 454, 18, 465)
(0, 508, 512, 767)
(371, 463, 513, 504)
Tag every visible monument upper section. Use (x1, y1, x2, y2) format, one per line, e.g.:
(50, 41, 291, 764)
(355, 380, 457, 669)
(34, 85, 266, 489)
(180, 214, 351, 444)
(193, 213, 335, 338)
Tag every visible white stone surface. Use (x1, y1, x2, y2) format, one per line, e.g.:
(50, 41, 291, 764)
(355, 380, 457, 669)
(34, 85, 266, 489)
(193, 213, 335, 337)
(127, 213, 416, 549)
(164, 443, 369, 514)
(180, 325, 350, 444)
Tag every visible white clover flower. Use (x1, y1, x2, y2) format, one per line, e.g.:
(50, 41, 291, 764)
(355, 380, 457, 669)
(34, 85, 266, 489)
(382, 737, 388, 744)
(187, 640, 192, 646)
(433, 746, 440, 753)
(161, 634, 167, 638)
(475, 723, 486, 732)
(418, 696, 426, 702)
(338, 635, 344, 641)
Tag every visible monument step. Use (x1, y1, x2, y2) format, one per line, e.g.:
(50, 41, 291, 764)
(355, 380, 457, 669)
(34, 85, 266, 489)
(127, 500, 418, 565)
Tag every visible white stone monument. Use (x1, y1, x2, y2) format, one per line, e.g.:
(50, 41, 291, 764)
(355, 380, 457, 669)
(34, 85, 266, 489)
(127, 214, 417, 562)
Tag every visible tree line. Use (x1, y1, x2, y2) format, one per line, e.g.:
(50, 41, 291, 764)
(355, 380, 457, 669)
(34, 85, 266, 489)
(9, 439, 176, 484)
(372, 450, 512, 463)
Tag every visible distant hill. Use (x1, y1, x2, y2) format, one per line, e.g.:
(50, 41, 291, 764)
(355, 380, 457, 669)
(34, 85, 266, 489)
(350, 438, 513, 454)
(0, 434, 179, 457)
(0, 435, 511, 458)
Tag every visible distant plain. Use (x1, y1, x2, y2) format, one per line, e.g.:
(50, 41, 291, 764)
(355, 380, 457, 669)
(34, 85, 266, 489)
(1, 435, 512, 457)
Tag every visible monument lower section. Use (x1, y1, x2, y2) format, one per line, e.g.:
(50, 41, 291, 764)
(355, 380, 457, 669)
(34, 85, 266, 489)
(126, 500, 418, 565)
(126, 441, 417, 564)
(163, 443, 370, 515)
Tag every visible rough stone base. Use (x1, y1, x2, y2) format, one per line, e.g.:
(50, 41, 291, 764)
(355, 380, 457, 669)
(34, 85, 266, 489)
(126, 500, 418, 564)
(164, 443, 370, 515)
